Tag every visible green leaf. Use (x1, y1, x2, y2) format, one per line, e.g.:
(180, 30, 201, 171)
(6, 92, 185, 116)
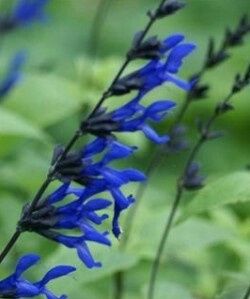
(182, 172, 250, 219)
(0, 107, 48, 140)
(216, 280, 250, 299)
(4, 73, 83, 127)
(126, 205, 233, 260)
(0, 193, 22, 248)
(0, 147, 50, 194)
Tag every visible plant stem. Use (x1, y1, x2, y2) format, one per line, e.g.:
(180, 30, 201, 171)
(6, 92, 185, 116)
(147, 184, 183, 299)
(122, 13, 250, 246)
(147, 91, 234, 299)
(0, 231, 21, 264)
(113, 271, 124, 299)
(0, 130, 82, 264)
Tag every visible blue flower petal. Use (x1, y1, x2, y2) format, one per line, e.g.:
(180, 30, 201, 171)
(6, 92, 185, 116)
(38, 266, 76, 286)
(77, 245, 102, 269)
(141, 125, 170, 144)
(162, 34, 184, 52)
(15, 254, 40, 278)
(83, 137, 108, 157)
(165, 43, 196, 73)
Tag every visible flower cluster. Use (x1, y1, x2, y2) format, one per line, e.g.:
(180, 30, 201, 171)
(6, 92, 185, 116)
(15, 33, 195, 272)
(0, 1, 196, 298)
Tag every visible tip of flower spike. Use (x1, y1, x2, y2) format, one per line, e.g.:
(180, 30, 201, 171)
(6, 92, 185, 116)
(154, 0, 186, 19)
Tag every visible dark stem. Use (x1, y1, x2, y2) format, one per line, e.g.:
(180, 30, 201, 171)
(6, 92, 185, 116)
(0, 130, 82, 264)
(122, 14, 250, 244)
(147, 91, 234, 299)
(113, 271, 124, 299)
(0, 231, 21, 264)
(147, 185, 183, 299)
(243, 284, 250, 299)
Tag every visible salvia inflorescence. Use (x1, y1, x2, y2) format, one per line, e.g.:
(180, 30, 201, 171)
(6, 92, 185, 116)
(0, 0, 196, 297)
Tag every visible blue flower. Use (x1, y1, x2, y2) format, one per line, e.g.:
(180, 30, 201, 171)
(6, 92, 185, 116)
(0, 254, 75, 299)
(111, 34, 196, 96)
(0, 0, 50, 32)
(19, 184, 112, 269)
(12, 0, 49, 26)
(82, 35, 195, 143)
(52, 138, 146, 238)
(82, 98, 176, 144)
(19, 139, 145, 267)
(0, 52, 26, 100)
(81, 139, 146, 237)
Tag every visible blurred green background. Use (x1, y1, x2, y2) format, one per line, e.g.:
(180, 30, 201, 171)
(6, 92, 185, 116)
(0, 0, 250, 298)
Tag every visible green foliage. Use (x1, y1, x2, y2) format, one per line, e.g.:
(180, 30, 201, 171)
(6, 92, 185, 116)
(4, 73, 83, 127)
(0, 107, 48, 140)
(0, 1, 249, 299)
(182, 172, 250, 218)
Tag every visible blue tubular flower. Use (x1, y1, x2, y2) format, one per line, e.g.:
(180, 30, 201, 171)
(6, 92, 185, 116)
(111, 34, 196, 96)
(19, 184, 112, 268)
(0, 254, 75, 299)
(12, 0, 49, 26)
(81, 34, 195, 143)
(82, 98, 176, 144)
(0, 52, 26, 100)
(43, 139, 145, 242)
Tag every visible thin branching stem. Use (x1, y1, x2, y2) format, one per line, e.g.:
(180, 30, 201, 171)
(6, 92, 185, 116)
(123, 14, 250, 247)
(147, 91, 234, 299)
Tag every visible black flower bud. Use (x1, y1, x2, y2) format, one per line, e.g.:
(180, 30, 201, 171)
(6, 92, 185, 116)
(81, 107, 119, 136)
(232, 64, 250, 94)
(51, 146, 84, 183)
(188, 74, 210, 100)
(154, 0, 185, 19)
(111, 73, 143, 96)
(183, 162, 205, 191)
(205, 38, 229, 69)
(19, 202, 58, 232)
(128, 34, 163, 60)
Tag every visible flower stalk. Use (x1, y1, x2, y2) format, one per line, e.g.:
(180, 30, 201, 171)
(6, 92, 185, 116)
(147, 64, 250, 299)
